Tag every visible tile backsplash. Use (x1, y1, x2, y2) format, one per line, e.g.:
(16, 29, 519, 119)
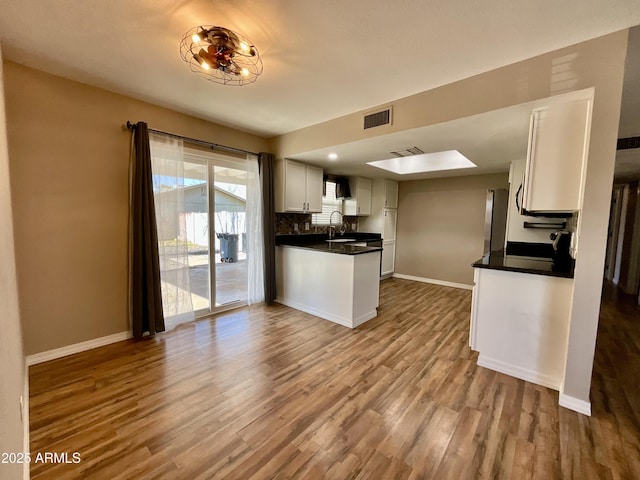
(275, 213, 359, 235)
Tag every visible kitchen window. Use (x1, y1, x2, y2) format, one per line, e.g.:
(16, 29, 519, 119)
(312, 181, 343, 225)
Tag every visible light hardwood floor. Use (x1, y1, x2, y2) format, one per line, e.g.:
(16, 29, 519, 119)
(29, 278, 640, 479)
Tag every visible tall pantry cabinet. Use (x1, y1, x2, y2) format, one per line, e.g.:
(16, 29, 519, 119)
(359, 179, 398, 277)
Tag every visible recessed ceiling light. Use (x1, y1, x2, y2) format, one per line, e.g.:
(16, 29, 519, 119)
(328, 153, 338, 160)
(367, 150, 476, 175)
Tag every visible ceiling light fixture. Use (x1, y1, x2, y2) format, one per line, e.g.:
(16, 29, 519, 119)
(328, 153, 338, 160)
(179, 25, 263, 86)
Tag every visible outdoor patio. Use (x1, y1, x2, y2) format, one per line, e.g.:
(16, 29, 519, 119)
(188, 251, 248, 310)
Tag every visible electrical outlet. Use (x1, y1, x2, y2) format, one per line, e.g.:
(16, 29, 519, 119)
(352, 223, 357, 230)
(305, 223, 310, 230)
(293, 223, 299, 231)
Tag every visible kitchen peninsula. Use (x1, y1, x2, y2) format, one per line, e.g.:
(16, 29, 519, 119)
(275, 233, 382, 328)
(470, 248, 575, 392)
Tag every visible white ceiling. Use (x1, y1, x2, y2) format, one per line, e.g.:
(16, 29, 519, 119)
(1, 1, 639, 179)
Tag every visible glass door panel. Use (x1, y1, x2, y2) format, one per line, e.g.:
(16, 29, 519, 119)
(182, 161, 211, 314)
(212, 164, 248, 307)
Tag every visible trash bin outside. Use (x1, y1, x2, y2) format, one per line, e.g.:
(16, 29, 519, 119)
(217, 233, 239, 262)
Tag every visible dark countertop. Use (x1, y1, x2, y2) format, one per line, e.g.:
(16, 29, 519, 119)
(276, 232, 382, 244)
(276, 232, 383, 256)
(472, 250, 574, 278)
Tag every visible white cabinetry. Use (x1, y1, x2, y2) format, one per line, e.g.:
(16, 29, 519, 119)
(505, 160, 556, 245)
(275, 159, 323, 213)
(360, 178, 399, 277)
(276, 246, 381, 328)
(359, 178, 398, 234)
(522, 95, 592, 213)
(470, 267, 574, 390)
(384, 179, 398, 209)
(381, 242, 396, 277)
(383, 208, 397, 241)
(344, 177, 372, 216)
(305, 165, 323, 212)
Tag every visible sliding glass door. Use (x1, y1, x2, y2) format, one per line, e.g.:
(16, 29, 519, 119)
(184, 150, 250, 315)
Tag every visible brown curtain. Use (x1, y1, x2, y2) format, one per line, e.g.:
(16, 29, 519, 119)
(130, 122, 165, 337)
(259, 152, 277, 304)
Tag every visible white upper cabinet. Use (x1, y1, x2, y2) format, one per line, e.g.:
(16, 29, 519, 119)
(522, 95, 592, 213)
(384, 179, 399, 209)
(344, 177, 372, 216)
(304, 164, 323, 212)
(275, 159, 323, 213)
(282, 160, 307, 212)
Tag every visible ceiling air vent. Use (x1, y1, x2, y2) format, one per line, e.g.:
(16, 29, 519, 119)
(617, 136, 640, 150)
(389, 146, 425, 157)
(363, 107, 392, 130)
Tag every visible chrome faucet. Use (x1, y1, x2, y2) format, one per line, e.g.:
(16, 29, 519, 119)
(329, 210, 343, 239)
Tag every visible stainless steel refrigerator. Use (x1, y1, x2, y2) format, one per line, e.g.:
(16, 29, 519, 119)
(484, 189, 509, 254)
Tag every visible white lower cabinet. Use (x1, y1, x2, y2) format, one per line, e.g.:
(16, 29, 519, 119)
(470, 267, 573, 390)
(276, 246, 381, 328)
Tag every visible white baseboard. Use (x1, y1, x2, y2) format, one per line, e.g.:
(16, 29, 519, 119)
(477, 354, 561, 390)
(392, 273, 473, 291)
(352, 310, 378, 328)
(478, 355, 592, 416)
(559, 393, 592, 416)
(275, 298, 376, 329)
(26, 331, 132, 366)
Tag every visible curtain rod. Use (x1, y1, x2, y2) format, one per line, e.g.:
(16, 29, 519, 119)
(125, 121, 259, 157)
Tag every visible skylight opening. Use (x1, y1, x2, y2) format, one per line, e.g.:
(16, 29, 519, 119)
(366, 150, 476, 174)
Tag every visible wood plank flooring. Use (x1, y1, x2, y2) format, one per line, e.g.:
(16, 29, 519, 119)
(29, 278, 640, 479)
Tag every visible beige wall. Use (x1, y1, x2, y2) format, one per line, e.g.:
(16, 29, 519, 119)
(273, 30, 629, 408)
(0, 47, 27, 480)
(562, 32, 627, 404)
(396, 174, 509, 286)
(4, 62, 269, 355)
(273, 33, 626, 159)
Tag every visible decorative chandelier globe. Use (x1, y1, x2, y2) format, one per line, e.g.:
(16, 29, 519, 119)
(179, 25, 263, 86)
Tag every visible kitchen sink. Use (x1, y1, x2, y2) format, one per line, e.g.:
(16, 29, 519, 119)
(326, 238, 357, 243)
